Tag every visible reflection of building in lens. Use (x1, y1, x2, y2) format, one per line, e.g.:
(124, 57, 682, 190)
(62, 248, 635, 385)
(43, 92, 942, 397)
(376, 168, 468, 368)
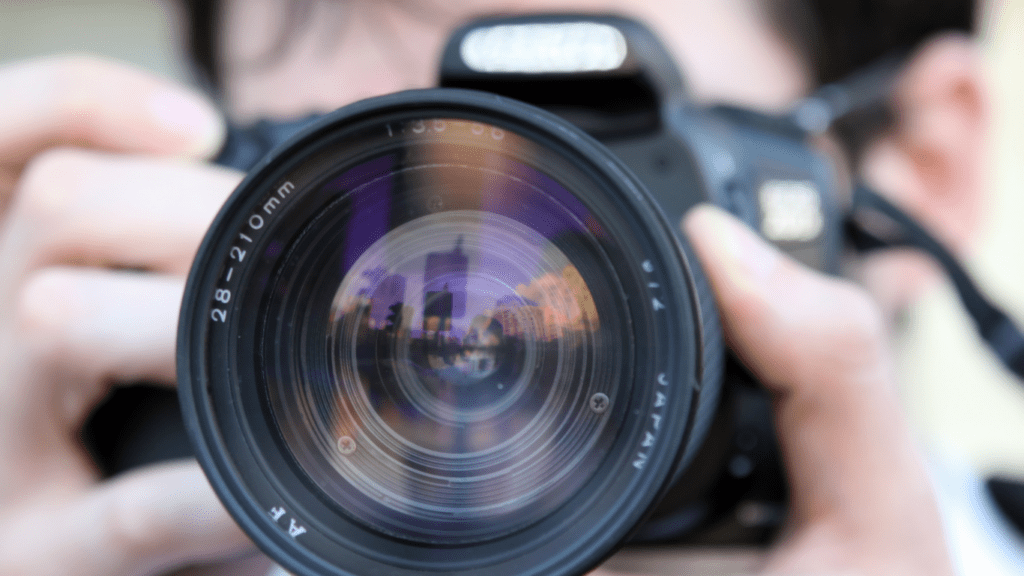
(491, 295, 543, 339)
(511, 264, 599, 338)
(422, 286, 454, 333)
(561, 264, 599, 330)
(384, 301, 416, 333)
(423, 237, 467, 328)
(368, 273, 407, 329)
(352, 300, 373, 340)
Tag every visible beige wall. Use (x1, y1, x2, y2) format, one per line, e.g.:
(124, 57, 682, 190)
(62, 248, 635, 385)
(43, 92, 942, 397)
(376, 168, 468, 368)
(897, 0, 1024, 476)
(0, 0, 184, 81)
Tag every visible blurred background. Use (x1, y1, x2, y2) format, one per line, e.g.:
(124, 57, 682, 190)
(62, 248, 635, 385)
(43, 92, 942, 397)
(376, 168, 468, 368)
(0, 0, 186, 82)
(1, 0, 1024, 569)
(893, 0, 1024, 479)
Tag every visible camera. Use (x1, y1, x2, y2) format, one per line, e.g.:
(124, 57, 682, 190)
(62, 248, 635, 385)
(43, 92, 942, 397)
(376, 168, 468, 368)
(170, 14, 853, 576)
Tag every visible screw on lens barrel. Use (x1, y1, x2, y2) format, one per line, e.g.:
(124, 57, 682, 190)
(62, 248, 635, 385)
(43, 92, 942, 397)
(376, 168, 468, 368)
(589, 393, 610, 414)
(337, 436, 357, 455)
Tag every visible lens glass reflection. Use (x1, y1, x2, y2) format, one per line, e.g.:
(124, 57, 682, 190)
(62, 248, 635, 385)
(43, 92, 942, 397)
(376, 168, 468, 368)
(264, 118, 627, 543)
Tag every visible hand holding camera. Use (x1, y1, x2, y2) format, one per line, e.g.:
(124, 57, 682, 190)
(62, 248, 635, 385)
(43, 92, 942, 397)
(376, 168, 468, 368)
(685, 205, 951, 575)
(0, 56, 257, 575)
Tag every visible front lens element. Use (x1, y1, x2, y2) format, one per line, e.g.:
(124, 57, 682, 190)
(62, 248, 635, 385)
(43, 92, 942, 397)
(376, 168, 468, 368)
(261, 119, 628, 543)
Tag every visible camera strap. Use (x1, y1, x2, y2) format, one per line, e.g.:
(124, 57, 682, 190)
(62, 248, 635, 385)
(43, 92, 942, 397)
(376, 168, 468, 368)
(846, 184, 1024, 381)
(788, 50, 1024, 381)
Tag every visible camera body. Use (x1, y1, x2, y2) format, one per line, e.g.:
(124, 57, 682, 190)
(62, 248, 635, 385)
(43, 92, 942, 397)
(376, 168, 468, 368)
(439, 14, 845, 545)
(163, 13, 853, 576)
(207, 15, 842, 549)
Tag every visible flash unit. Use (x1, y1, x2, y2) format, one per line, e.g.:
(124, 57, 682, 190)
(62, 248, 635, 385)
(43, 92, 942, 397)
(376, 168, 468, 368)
(460, 22, 628, 74)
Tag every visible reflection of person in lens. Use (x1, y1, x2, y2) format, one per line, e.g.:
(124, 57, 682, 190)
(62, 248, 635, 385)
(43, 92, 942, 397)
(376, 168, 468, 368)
(1, 1, 1017, 575)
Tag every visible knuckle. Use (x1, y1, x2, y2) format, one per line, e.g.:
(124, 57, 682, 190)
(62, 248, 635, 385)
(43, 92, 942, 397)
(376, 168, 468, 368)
(809, 278, 891, 385)
(828, 280, 887, 351)
(745, 270, 890, 392)
(724, 285, 774, 332)
(102, 483, 164, 566)
(15, 147, 91, 230)
(15, 268, 79, 358)
(106, 495, 146, 554)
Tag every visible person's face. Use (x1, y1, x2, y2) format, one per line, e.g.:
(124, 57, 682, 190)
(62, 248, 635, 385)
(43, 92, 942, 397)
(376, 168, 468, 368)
(221, 0, 810, 121)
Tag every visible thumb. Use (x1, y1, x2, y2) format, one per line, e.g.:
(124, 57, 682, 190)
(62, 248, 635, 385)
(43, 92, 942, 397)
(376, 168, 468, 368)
(682, 204, 892, 398)
(682, 205, 951, 574)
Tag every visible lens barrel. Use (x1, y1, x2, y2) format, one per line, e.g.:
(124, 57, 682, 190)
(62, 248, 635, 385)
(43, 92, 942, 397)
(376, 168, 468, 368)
(178, 89, 719, 575)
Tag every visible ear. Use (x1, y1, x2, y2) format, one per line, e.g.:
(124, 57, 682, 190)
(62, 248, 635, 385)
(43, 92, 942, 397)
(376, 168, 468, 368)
(861, 32, 989, 253)
(856, 33, 988, 317)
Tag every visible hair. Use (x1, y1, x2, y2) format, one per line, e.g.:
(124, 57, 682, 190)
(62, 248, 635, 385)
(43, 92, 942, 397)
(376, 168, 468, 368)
(769, 0, 974, 87)
(180, 0, 220, 94)
(768, 0, 975, 156)
(180, 0, 974, 92)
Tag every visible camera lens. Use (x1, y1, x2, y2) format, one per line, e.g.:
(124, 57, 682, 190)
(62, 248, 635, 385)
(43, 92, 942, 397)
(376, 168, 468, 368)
(179, 90, 716, 575)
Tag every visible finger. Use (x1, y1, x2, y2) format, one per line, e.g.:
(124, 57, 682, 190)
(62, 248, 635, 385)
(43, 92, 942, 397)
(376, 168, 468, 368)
(5, 149, 241, 276)
(682, 203, 904, 478)
(683, 204, 892, 399)
(682, 205, 950, 572)
(12, 267, 183, 423)
(96, 461, 254, 576)
(0, 268, 184, 503)
(0, 461, 254, 576)
(0, 55, 225, 166)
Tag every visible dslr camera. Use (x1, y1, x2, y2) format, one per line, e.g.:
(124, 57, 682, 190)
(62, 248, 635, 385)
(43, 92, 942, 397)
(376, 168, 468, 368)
(175, 13, 849, 576)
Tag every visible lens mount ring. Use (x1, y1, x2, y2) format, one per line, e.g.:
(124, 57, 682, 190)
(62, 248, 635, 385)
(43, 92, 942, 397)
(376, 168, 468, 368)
(179, 88, 711, 576)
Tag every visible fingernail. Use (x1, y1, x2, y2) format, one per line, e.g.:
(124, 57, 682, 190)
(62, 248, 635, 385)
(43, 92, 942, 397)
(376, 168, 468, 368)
(683, 204, 780, 286)
(149, 87, 225, 158)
